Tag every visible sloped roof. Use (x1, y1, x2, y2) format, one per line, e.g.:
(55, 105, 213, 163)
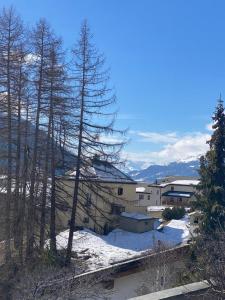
(66, 159, 135, 184)
(160, 180, 200, 187)
(169, 180, 200, 186)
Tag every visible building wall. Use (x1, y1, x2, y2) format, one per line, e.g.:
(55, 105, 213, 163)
(161, 195, 196, 206)
(148, 186, 161, 205)
(112, 260, 185, 300)
(147, 210, 164, 219)
(55, 178, 146, 234)
(119, 216, 155, 233)
(63, 245, 190, 300)
(135, 184, 161, 207)
(161, 184, 197, 206)
(162, 184, 197, 193)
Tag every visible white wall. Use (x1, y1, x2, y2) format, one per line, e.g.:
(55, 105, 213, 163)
(136, 185, 161, 207)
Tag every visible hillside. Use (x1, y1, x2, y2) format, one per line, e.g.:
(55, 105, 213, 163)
(128, 160, 199, 182)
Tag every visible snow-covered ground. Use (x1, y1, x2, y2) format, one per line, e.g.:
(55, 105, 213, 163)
(55, 216, 190, 271)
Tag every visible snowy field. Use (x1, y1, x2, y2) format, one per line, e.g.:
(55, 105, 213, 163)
(55, 216, 190, 271)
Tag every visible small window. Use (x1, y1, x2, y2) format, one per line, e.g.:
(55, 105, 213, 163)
(179, 197, 182, 202)
(139, 194, 144, 200)
(85, 193, 92, 207)
(56, 200, 70, 212)
(161, 276, 164, 286)
(118, 187, 123, 196)
(102, 280, 114, 290)
(157, 190, 159, 195)
(83, 217, 89, 224)
(171, 186, 174, 191)
(147, 195, 150, 200)
(194, 218, 199, 224)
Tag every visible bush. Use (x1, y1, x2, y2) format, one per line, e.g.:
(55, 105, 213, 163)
(162, 207, 185, 221)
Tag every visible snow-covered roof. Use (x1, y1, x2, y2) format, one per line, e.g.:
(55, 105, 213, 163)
(136, 187, 146, 193)
(162, 191, 193, 198)
(168, 180, 200, 186)
(54, 215, 190, 271)
(66, 159, 135, 184)
(121, 212, 151, 220)
(147, 206, 168, 212)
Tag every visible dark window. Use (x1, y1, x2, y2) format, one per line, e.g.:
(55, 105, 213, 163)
(147, 195, 151, 200)
(161, 276, 164, 286)
(111, 204, 125, 215)
(179, 197, 182, 202)
(102, 280, 114, 290)
(56, 200, 70, 212)
(83, 217, 89, 224)
(139, 194, 144, 200)
(118, 187, 123, 196)
(85, 193, 92, 207)
(171, 186, 174, 191)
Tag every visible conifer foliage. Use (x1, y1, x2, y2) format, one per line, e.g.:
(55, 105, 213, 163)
(197, 98, 225, 232)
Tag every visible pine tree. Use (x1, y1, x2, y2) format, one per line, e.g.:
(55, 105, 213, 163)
(197, 98, 225, 232)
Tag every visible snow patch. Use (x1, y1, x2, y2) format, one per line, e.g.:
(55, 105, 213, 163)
(55, 216, 190, 271)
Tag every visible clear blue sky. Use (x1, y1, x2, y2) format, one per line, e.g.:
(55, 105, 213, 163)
(1, 0, 224, 166)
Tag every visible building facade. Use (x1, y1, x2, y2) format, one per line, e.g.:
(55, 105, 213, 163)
(56, 159, 147, 234)
(161, 179, 199, 206)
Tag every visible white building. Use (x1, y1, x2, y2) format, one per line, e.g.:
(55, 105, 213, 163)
(135, 177, 200, 210)
(135, 183, 161, 207)
(161, 179, 200, 206)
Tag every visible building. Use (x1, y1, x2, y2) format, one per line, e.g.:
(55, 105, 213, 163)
(134, 177, 200, 217)
(119, 212, 155, 233)
(135, 184, 161, 207)
(161, 179, 200, 206)
(56, 158, 148, 234)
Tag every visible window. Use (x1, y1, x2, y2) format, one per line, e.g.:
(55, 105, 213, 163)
(56, 200, 70, 212)
(179, 197, 182, 202)
(111, 203, 125, 215)
(102, 280, 114, 290)
(85, 193, 92, 207)
(83, 217, 89, 224)
(118, 187, 123, 196)
(160, 276, 164, 286)
(194, 218, 199, 224)
(147, 195, 151, 200)
(171, 186, 174, 191)
(157, 190, 160, 195)
(139, 194, 144, 200)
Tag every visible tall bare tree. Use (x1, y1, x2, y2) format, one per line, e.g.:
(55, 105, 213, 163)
(39, 37, 70, 254)
(0, 6, 24, 262)
(26, 19, 53, 258)
(65, 20, 125, 264)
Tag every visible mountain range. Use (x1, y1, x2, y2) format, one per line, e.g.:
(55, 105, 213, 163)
(128, 160, 199, 182)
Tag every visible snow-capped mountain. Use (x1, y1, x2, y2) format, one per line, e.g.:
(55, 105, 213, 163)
(128, 160, 199, 182)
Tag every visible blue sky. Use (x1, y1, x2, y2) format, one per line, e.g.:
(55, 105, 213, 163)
(2, 0, 223, 167)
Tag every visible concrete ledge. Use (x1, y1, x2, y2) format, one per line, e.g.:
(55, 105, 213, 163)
(129, 281, 209, 300)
